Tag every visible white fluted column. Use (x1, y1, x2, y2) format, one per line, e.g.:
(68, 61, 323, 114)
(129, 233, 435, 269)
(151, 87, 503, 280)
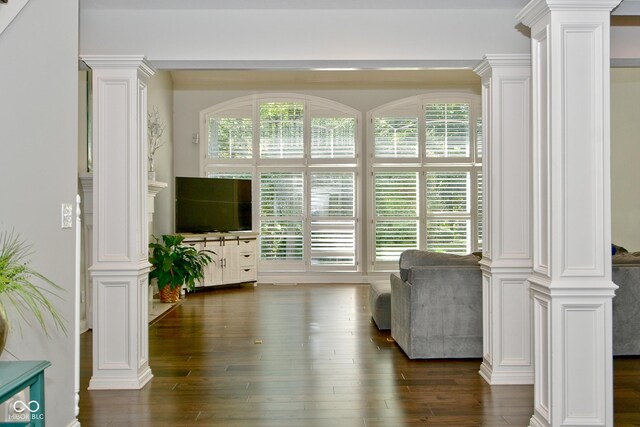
(474, 55, 533, 385)
(81, 55, 155, 390)
(517, 1, 620, 425)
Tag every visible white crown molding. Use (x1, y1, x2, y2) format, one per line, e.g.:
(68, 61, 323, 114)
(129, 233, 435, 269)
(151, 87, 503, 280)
(517, 0, 622, 26)
(80, 55, 156, 77)
(474, 54, 532, 77)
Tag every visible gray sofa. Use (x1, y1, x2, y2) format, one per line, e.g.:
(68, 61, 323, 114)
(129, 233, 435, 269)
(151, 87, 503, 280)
(612, 252, 640, 356)
(390, 250, 482, 359)
(388, 249, 640, 359)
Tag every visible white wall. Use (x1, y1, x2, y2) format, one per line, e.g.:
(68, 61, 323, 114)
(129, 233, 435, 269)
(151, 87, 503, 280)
(611, 67, 640, 251)
(148, 71, 175, 236)
(0, 0, 78, 426)
(79, 7, 530, 66)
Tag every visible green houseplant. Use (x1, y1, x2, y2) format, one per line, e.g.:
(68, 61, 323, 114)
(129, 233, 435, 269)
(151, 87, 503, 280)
(149, 234, 214, 303)
(0, 231, 67, 354)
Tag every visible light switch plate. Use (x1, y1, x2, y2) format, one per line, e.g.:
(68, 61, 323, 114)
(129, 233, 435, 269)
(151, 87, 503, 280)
(62, 203, 73, 228)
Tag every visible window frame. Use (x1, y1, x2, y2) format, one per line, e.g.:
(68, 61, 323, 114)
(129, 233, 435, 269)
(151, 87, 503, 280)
(200, 94, 362, 273)
(367, 91, 482, 272)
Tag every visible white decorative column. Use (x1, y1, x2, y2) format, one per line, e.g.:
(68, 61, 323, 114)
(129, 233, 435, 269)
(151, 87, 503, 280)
(517, 1, 620, 426)
(474, 55, 533, 385)
(82, 55, 155, 390)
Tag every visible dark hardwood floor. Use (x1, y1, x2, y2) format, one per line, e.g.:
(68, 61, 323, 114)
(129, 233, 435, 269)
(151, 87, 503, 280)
(79, 283, 640, 426)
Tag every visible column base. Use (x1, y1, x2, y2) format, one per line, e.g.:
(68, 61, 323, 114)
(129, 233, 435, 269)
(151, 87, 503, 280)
(479, 360, 534, 385)
(529, 413, 549, 427)
(88, 366, 153, 390)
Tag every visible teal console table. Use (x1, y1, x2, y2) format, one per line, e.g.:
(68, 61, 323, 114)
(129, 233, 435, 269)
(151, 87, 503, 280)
(0, 361, 50, 427)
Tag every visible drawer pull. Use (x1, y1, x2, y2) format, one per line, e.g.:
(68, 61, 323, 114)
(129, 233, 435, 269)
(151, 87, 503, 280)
(244, 268, 251, 272)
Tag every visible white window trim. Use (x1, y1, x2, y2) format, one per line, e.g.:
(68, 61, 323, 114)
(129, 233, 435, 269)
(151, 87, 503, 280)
(201, 93, 362, 274)
(366, 90, 482, 272)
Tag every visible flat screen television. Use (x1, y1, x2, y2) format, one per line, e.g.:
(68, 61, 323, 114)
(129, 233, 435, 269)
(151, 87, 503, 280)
(175, 177, 252, 233)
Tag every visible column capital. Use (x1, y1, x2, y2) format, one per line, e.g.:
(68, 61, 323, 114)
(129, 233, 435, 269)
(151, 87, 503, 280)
(517, 0, 622, 27)
(80, 55, 155, 78)
(474, 54, 531, 79)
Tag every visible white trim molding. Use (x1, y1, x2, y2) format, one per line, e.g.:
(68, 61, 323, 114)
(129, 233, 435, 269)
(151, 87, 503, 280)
(517, 1, 621, 425)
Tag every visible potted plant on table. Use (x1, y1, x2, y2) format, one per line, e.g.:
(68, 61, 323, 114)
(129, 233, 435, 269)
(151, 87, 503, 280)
(149, 234, 214, 303)
(0, 231, 67, 355)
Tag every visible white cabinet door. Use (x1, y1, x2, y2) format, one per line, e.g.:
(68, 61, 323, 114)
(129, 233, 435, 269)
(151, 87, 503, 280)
(202, 239, 223, 286)
(221, 241, 240, 284)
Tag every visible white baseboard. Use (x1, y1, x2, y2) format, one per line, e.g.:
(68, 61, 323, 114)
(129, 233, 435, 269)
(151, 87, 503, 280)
(258, 272, 389, 284)
(88, 368, 153, 390)
(479, 362, 534, 385)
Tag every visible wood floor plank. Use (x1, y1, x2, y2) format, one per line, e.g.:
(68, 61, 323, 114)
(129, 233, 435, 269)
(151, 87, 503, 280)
(78, 283, 638, 427)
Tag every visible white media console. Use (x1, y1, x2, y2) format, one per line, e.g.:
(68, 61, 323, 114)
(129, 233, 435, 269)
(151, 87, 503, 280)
(182, 232, 258, 289)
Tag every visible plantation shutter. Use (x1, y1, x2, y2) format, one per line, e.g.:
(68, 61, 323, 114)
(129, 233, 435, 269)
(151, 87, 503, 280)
(260, 172, 304, 261)
(310, 104, 356, 159)
(477, 171, 483, 250)
(373, 171, 419, 261)
(425, 171, 471, 254)
(425, 103, 470, 158)
(260, 102, 304, 159)
(310, 172, 356, 267)
(207, 103, 253, 159)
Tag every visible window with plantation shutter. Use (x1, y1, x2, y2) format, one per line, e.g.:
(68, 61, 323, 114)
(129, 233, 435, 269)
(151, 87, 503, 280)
(373, 172, 419, 261)
(426, 171, 470, 214)
(202, 94, 361, 274)
(425, 103, 470, 158)
(476, 117, 483, 160)
(477, 171, 483, 250)
(259, 172, 304, 262)
(207, 171, 252, 180)
(368, 94, 481, 270)
(260, 221, 303, 261)
(425, 172, 472, 254)
(208, 117, 253, 159)
(310, 172, 356, 267)
(426, 220, 470, 254)
(311, 118, 356, 159)
(260, 172, 303, 217)
(206, 103, 253, 160)
(260, 102, 304, 159)
(374, 118, 419, 158)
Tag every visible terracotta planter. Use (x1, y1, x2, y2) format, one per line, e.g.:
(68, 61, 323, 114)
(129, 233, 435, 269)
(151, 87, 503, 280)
(159, 285, 180, 303)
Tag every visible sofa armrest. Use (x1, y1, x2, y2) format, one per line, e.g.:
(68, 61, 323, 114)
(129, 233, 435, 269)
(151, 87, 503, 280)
(398, 250, 480, 281)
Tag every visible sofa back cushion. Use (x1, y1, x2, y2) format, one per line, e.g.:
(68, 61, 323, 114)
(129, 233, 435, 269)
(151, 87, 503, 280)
(613, 252, 640, 265)
(399, 250, 480, 281)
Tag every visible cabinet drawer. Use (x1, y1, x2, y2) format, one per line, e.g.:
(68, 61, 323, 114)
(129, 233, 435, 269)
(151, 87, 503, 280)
(239, 252, 255, 267)
(238, 239, 256, 252)
(239, 267, 257, 282)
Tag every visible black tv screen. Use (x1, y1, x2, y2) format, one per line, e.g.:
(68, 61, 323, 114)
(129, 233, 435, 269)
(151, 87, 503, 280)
(175, 177, 252, 233)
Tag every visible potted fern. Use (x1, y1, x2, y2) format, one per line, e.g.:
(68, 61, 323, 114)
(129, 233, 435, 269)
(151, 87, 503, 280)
(0, 231, 67, 354)
(149, 234, 214, 303)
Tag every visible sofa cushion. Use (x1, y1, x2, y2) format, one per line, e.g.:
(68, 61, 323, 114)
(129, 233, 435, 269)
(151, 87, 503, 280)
(398, 250, 480, 281)
(613, 252, 640, 265)
(369, 281, 392, 330)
